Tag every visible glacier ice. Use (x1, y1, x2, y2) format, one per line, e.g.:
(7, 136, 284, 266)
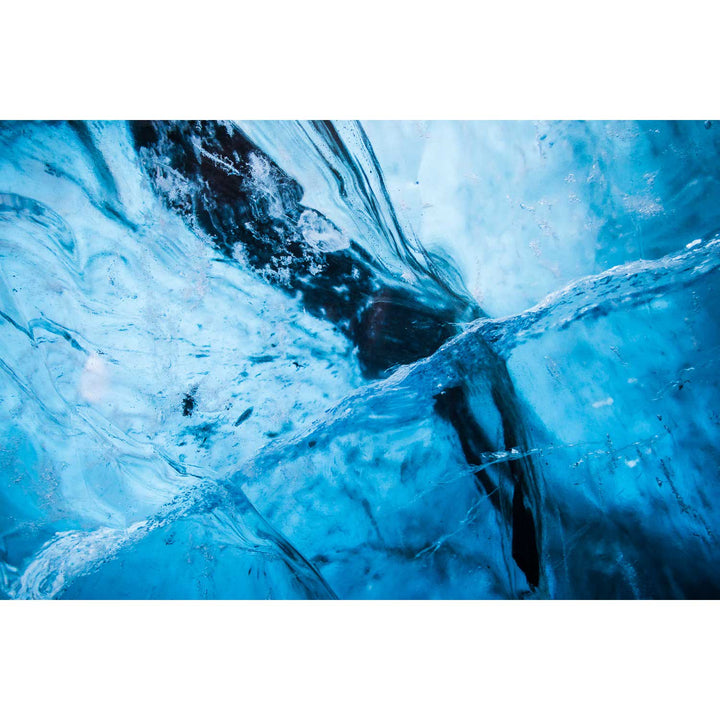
(0, 120, 718, 598)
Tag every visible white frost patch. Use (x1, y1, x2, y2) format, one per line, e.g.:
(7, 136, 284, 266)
(80, 352, 109, 403)
(298, 209, 349, 253)
(592, 397, 614, 408)
(247, 152, 284, 218)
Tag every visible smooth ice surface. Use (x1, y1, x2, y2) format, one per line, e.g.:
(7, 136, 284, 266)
(0, 120, 718, 598)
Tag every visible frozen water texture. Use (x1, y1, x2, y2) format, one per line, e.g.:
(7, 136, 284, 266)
(0, 120, 718, 598)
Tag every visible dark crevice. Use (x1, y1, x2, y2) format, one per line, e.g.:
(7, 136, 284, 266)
(434, 380, 541, 589)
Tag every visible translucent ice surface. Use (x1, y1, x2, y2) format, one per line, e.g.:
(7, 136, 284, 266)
(1, 120, 718, 598)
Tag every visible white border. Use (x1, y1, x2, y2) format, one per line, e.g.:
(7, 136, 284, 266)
(2, 601, 716, 718)
(2, 1, 718, 119)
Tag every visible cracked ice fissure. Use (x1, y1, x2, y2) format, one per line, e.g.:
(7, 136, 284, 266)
(1, 121, 719, 599)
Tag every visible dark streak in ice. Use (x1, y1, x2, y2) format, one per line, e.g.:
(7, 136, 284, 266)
(434, 368, 542, 589)
(433, 386, 501, 507)
(129, 120, 474, 378)
(234, 407, 253, 426)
